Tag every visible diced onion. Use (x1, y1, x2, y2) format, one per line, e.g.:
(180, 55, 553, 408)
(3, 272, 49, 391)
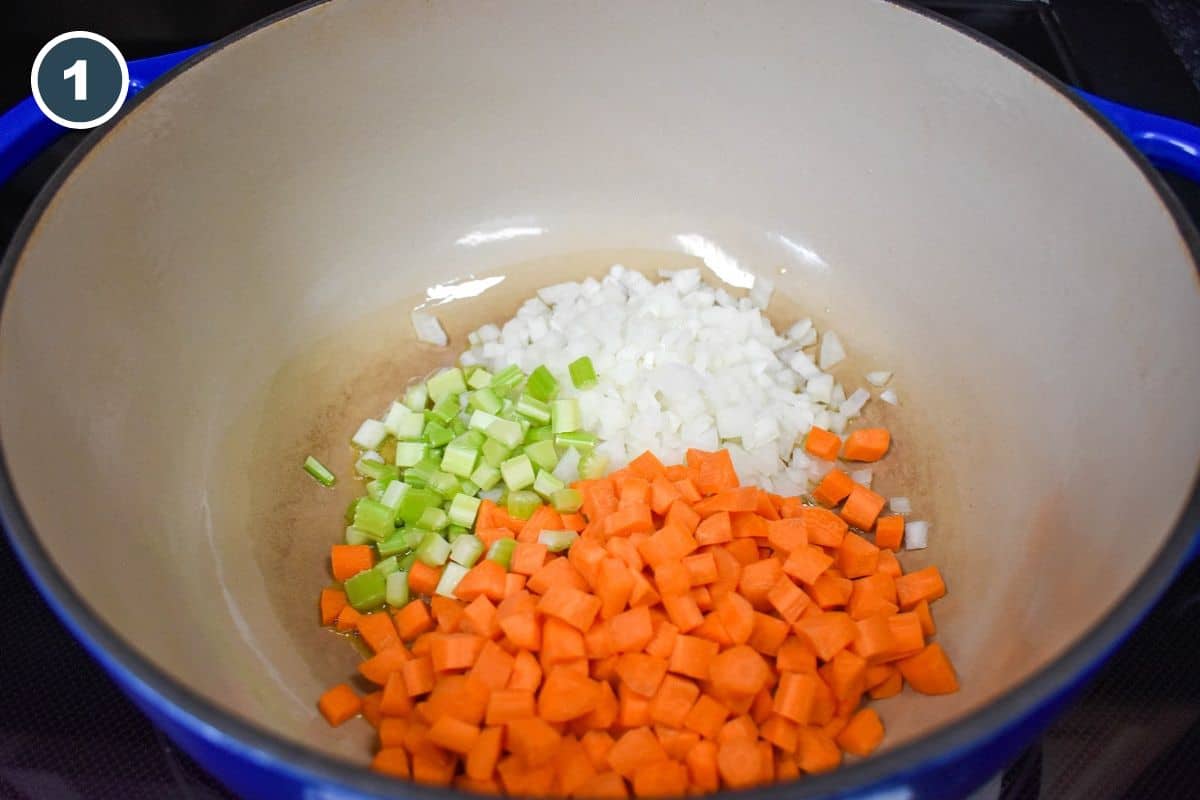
(850, 469, 872, 488)
(881, 389, 899, 405)
(889, 496, 913, 514)
(906, 520, 929, 549)
(819, 330, 846, 370)
(841, 388, 870, 419)
(411, 310, 448, 346)
(866, 370, 892, 387)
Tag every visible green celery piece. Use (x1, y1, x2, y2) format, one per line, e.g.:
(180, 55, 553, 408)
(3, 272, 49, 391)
(507, 489, 542, 520)
(386, 571, 410, 607)
(481, 438, 511, 468)
(470, 463, 502, 491)
(396, 488, 441, 526)
(538, 529, 578, 553)
(403, 529, 430, 549)
(395, 441, 427, 467)
(424, 420, 454, 447)
(427, 368, 467, 403)
(458, 429, 487, 449)
(487, 538, 517, 569)
(417, 506, 449, 531)
(524, 439, 559, 471)
(435, 562, 469, 597)
(344, 568, 386, 611)
(459, 478, 481, 496)
(344, 526, 372, 546)
(303, 456, 336, 487)
(448, 494, 482, 528)
(579, 450, 610, 480)
(398, 552, 418, 571)
(446, 524, 469, 538)
(430, 394, 460, 424)
(403, 382, 428, 412)
(374, 555, 400, 577)
(551, 398, 581, 434)
(364, 479, 384, 502)
(568, 356, 597, 389)
(428, 470, 461, 500)
(449, 534, 484, 567)
(489, 365, 525, 396)
(526, 365, 559, 402)
(450, 418, 468, 437)
(555, 431, 598, 451)
(551, 488, 583, 514)
(416, 531, 452, 566)
(394, 411, 426, 441)
(377, 531, 410, 558)
(533, 469, 566, 500)
(467, 367, 494, 390)
(379, 480, 408, 511)
(441, 442, 478, 478)
(500, 454, 536, 491)
(357, 458, 399, 482)
(468, 410, 499, 433)
(354, 498, 395, 540)
(469, 387, 502, 415)
(525, 425, 555, 445)
(515, 394, 551, 424)
(486, 418, 524, 449)
(344, 497, 362, 523)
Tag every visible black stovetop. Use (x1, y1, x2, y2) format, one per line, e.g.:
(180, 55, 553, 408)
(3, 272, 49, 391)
(1, 2, 1199, 798)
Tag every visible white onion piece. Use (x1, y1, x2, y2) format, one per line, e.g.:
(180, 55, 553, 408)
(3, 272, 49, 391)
(806, 374, 834, 405)
(411, 310, 448, 346)
(352, 420, 387, 449)
(889, 496, 913, 514)
(850, 469, 873, 487)
(749, 275, 774, 308)
(553, 447, 581, 483)
(906, 520, 929, 549)
(787, 318, 813, 342)
(819, 330, 846, 370)
(789, 350, 822, 380)
(866, 370, 892, 387)
(880, 389, 899, 405)
(841, 388, 870, 418)
(797, 327, 819, 347)
(830, 383, 846, 410)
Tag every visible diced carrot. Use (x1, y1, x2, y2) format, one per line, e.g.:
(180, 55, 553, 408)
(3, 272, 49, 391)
(760, 715, 799, 752)
(539, 666, 601, 722)
(842, 428, 891, 462)
(809, 573, 852, 609)
(738, 559, 783, 609)
(869, 670, 904, 700)
(691, 449, 739, 495)
(355, 611, 399, 654)
(476, 526, 515, 549)
(783, 544, 834, 585)
(793, 612, 858, 661)
(654, 561, 693, 597)
(430, 632, 485, 672)
(318, 684, 360, 726)
(504, 573, 527, 597)
(359, 644, 411, 686)
(876, 548, 903, 578)
(645, 620, 679, 660)
(838, 532, 881, 579)
(804, 427, 841, 461)
(371, 747, 410, 779)
(506, 717, 562, 767)
(717, 738, 763, 789)
(486, 688, 536, 724)
(695, 511, 733, 546)
(542, 617, 587, 666)
(511, 541, 548, 576)
(616, 652, 670, 696)
(608, 726, 668, 778)
(666, 501, 701, 536)
(659, 591, 702, 633)
(666, 634, 717, 681)
(465, 725, 504, 781)
(460, 595, 501, 640)
(874, 515, 905, 551)
(519, 505, 565, 543)
(319, 587, 347, 626)
(412, 747, 457, 786)
(895, 565, 947, 609)
(617, 476, 651, 510)
(852, 615, 898, 662)
(617, 683, 653, 727)
(650, 476, 684, 516)
(561, 512, 587, 532)
(709, 645, 771, 697)
(692, 613, 733, 647)
(747, 612, 790, 656)
(537, 584, 603, 632)
(628, 450, 668, 480)
(330, 544, 373, 581)
(401, 655, 436, 696)
(639, 524, 699, 567)
(766, 576, 810, 624)
(776, 636, 817, 674)
(569, 536, 607, 587)
(764, 518, 806, 554)
(335, 604, 360, 632)
(632, 759, 689, 798)
(393, 599, 434, 640)
(683, 694, 729, 739)
(499, 609, 541, 651)
(454, 559, 508, 603)
(730, 511, 768, 540)
(796, 727, 842, 774)
(581, 730, 617, 770)
(360, 689, 383, 728)
(886, 612, 926, 660)
(648, 674, 701, 727)
(685, 740, 720, 792)
(610, 606, 655, 652)
(378, 716, 408, 747)
(847, 573, 898, 620)
(837, 707, 885, 756)
(529, 557, 588, 595)
(813, 469, 855, 507)
(864, 663, 897, 690)
(408, 561, 443, 597)
(823, 649, 867, 703)
(714, 592, 755, 645)
(801, 507, 848, 547)
(724, 537, 760, 566)
(755, 490, 780, 521)
(841, 484, 887, 531)
(693, 487, 759, 516)
(604, 505, 655, 537)
(772, 671, 818, 724)
(428, 715, 481, 755)
(914, 598, 937, 636)
(582, 680, 620, 730)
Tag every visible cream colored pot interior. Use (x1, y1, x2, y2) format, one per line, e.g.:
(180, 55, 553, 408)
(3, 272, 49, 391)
(2, 0, 1199, 775)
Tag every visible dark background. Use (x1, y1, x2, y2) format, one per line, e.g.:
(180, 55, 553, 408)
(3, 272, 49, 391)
(1, 1, 1200, 799)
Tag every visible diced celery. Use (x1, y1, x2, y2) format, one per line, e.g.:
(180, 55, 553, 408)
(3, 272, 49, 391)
(394, 411, 426, 441)
(424, 420, 454, 447)
(441, 441, 478, 478)
(377, 531, 410, 558)
(345, 497, 362, 523)
(481, 439, 511, 468)
(467, 368, 494, 390)
(538, 530, 578, 553)
(551, 487, 583, 514)
(450, 417, 468, 437)
(555, 431, 598, 451)
(398, 552, 418, 571)
(526, 365, 559, 401)
(430, 395, 460, 424)
(458, 429, 486, 449)
(416, 531, 452, 566)
(396, 488, 442, 526)
(354, 498, 395, 540)
(395, 441, 427, 467)
(365, 479, 384, 502)
(345, 525, 372, 546)
(380, 480, 408, 510)
(469, 387, 502, 415)
(427, 368, 467, 403)
(303, 455, 336, 487)
(515, 394, 551, 424)
(490, 365, 524, 396)
(417, 506, 449, 531)
(501, 454, 536, 491)
(533, 469, 566, 500)
(470, 463, 502, 491)
(524, 439, 559, 471)
(450, 534, 484, 567)
(344, 568, 386, 611)
(568, 356, 597, 389)
(403, 457, 438, 489)
(468, 410, 499, 433)
(447, 524, 468, 537)
(429, 470, 461, 499)
(374, 555, 400, 577)
(385, 571, 410, 607)
(507, 489, 542, 520)
(356, 458, 399, 482)
(579, 450, 610, 480)
(403, 382, 428, 411)
(551, 398, 581, 434)
(486, 418, 524, 449)
(382, 402, 411, 436)
(459, 478, 481, 496)
(403, 529, 430, 549)
(487, 538, 517, 569)
(352, 419, 388, 450)
(435, 562, 469, 597)
(448, 493, 482, 528)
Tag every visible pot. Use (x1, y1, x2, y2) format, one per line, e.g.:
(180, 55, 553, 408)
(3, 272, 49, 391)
(1, 2, 1199, 798)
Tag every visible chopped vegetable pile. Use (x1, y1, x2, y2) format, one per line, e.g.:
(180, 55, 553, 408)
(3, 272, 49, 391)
(316, 447, 955, 795)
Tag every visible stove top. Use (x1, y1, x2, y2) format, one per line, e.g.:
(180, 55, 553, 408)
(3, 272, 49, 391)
(1, 2, 1199, 798)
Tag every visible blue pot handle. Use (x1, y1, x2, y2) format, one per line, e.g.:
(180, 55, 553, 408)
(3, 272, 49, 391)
(0, 45, 206, 184)
(1076, 90, 1200, 182)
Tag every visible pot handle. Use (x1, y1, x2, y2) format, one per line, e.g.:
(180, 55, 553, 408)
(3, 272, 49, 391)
(1076, 91, 1200, 182)
(0, 45, 206, 185)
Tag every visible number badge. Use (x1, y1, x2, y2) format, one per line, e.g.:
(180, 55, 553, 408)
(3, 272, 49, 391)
(31, 32, 129, 130)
